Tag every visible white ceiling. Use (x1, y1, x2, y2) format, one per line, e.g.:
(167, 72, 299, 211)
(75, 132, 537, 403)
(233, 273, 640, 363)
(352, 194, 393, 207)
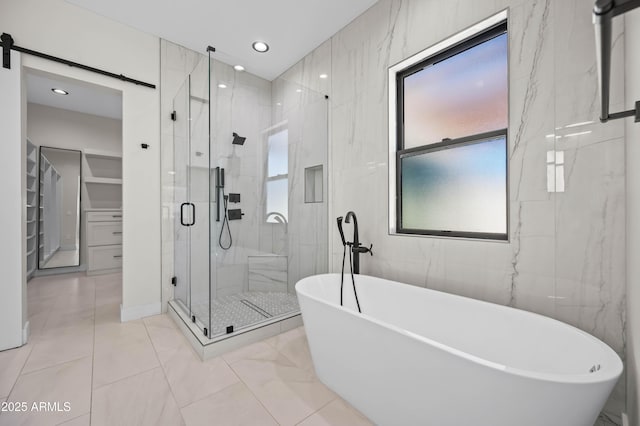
(26, 71, 123, 120)
(66, 0, 379, 81)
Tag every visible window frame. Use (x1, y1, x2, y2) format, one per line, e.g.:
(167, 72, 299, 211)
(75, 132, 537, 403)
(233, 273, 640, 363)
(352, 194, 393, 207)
(388, 11, 509, 241)
(396, 128, 508, 240)
(264, 125, 289, 224)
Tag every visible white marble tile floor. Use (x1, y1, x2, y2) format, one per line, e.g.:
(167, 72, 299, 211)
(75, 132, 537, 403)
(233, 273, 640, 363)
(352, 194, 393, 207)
(0, 272, 369, 426)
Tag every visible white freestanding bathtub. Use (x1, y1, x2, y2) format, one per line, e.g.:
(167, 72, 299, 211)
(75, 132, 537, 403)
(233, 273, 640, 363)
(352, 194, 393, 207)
(296, 274, 622, 426)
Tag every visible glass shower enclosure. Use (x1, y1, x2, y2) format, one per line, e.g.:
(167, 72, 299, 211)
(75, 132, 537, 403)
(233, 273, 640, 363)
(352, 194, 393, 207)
(167, 52, 328, 343)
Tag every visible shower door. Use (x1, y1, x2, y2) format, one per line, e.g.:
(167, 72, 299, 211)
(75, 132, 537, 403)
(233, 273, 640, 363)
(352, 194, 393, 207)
(173, 57, 212, 335)
(172, 78, 190, 315)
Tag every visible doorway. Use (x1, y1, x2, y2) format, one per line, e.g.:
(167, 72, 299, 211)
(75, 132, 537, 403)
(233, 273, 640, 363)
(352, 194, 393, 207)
(25, 69, 123, 278)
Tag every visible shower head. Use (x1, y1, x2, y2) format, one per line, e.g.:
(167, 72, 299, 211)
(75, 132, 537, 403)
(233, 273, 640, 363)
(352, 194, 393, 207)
(232, 132, 246, 145)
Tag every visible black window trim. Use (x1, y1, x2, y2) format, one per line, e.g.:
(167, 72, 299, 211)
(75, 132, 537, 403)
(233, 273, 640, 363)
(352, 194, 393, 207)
(396, 128, 509, 240)
(394, 20, 508, 241)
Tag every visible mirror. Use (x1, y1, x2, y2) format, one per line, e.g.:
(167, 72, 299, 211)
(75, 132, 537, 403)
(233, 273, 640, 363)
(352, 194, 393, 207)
(38, 147, 82, 269)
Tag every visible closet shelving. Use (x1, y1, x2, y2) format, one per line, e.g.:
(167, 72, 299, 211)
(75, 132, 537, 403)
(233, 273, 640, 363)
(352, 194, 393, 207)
(26, 139, 38, 280)
(84, 176, 123, 185)
(83, 148, 123, 275)
(83, 149, 122, 209)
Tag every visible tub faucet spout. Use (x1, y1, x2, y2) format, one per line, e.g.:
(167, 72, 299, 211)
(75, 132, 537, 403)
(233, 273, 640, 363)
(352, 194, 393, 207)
(345, 211, 373, 274)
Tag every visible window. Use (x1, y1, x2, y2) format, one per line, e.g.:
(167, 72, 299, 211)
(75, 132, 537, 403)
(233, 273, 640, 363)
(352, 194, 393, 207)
(266, 128, 288, 223)
(389, 14, 508, 240)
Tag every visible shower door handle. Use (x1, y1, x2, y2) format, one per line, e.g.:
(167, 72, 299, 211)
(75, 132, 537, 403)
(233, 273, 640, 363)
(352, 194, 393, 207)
(180, 202, 190, 227)
(180, 203, 196, 226)
(189, 203, 195, 226)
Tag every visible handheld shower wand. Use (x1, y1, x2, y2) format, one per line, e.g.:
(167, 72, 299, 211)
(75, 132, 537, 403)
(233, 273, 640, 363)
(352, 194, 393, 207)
(337, 216, 346, 246)
(337, 217, 347, 307)
(217, 167, 232, 250)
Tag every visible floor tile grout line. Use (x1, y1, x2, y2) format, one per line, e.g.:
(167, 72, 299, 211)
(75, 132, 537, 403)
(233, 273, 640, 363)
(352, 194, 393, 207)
(270, 332, 313, 372)
(89, 354, 160, 392)
(227, 329, 336, 426)
(225, 357, 283, 426)
(294, 396, 339, 426)
(148, 321, 247, 411)
(20, 353, 94, 378)
(11, 275, 119, 423)
(89, 276, 98, 426)
(1, 345, 70, 410)
(141, 318, 188, 425)
(54, 411, 90, 426)
(4, 342, 33, 402)
(19, 292, 59, 379)
(177, 375, 240, 411)
(92, 291, 157, 391)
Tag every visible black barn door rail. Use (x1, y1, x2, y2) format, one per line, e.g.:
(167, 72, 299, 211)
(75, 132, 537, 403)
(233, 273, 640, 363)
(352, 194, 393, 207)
(0, 32, 156, 89)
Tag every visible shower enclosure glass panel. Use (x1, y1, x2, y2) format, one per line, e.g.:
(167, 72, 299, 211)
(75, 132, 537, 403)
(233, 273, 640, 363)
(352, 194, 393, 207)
(165, 43, 328, 342)
(206, 73, 328, 338)
(172, 56, 211, 333)
(188, 59, 212, 335)
(172, 78, 190, 315)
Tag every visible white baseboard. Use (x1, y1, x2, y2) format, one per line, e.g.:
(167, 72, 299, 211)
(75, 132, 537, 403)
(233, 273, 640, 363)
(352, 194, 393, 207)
(622, 412, 629, 426)
(120, 302, 161, 322)
(22, 321, 29, 344)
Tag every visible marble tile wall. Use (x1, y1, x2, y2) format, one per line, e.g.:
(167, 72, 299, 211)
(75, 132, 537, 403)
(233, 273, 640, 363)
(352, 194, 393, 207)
(271, 77, 330, 292)
(248, 256, 287, 293)
(276, 0, 626, 421)
(208, 57, 273, 300)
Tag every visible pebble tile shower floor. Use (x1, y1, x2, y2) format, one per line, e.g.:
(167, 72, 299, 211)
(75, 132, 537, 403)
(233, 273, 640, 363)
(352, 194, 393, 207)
(0, 273, 371, 426)
(190, 292, 300, 337)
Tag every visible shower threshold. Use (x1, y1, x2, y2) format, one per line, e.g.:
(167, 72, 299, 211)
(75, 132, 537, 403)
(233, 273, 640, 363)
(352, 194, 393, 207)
(168, 292, 302, 360)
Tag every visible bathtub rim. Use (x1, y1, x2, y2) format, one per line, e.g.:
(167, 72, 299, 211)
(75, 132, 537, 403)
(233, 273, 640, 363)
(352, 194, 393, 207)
(296, 273, 623, 386)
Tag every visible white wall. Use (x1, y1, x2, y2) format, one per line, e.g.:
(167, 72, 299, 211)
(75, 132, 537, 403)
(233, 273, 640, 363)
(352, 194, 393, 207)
(28, 103, 121, 152)
(0, 0, 162, 321)
(0, 51, 27, 350)
(277, 0, 627, 421)
(625, 8, 640, 426)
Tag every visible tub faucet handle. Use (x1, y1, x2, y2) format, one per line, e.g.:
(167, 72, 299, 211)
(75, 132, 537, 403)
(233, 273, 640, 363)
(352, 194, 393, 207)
(354, 243, 373, 256)
(365, 243, 373, 256)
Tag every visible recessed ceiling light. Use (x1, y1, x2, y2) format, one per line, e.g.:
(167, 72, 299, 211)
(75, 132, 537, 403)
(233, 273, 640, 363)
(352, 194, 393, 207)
(51, 88, 69, 95)
(276, 102, 282, 106)
(319, 74, 328, 79)
(218, 83, 227, 89)
(234, 65, 245, 72)
(296, 89, 302, 93)
(252, 41, 269, 53)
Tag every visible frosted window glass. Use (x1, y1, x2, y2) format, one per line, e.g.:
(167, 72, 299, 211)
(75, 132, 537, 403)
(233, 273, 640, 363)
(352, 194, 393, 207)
(268, 130, 288, 177)
(267, 179, 288, 223)
(401, 136, 507, 234)
(403, 33, 508, 148)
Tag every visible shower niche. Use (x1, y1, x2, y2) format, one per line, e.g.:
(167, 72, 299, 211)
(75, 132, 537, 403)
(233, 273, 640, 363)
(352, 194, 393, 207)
(162, 46, 328, 358)
(305, 165, 323, 203)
